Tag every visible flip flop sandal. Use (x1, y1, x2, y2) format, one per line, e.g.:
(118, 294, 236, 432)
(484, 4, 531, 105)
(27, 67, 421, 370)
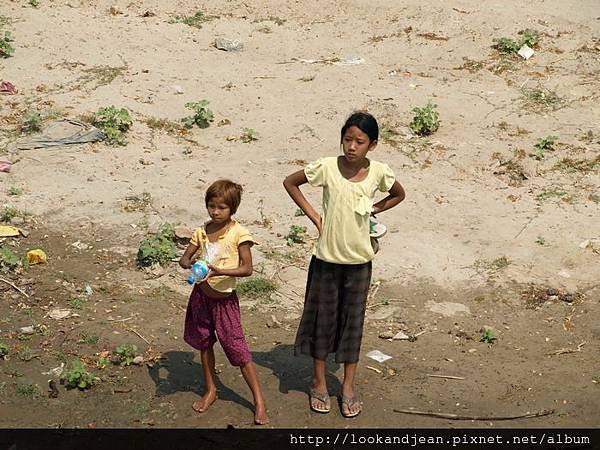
(340, 395, 362, 418)
(369, 219, 387, 239)
(309, 388, 331, 413)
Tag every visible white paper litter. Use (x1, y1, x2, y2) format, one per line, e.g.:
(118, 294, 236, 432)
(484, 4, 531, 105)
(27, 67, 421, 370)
(366, 350, 392, 363)
(42, 363, 65, 377)
(517, 44, 535, 60)
(392, 331, 410, 340)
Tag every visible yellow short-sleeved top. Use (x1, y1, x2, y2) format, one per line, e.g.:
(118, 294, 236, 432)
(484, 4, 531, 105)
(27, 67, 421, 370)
(190, 220, 257, 293)
(305, 156, 395, 264)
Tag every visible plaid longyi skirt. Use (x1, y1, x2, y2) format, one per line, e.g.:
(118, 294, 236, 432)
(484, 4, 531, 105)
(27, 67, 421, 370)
(294, 256, 372, 363)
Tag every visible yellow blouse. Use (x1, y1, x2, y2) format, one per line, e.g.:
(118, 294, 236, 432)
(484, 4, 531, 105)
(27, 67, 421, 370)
(190, 220, 257, 293)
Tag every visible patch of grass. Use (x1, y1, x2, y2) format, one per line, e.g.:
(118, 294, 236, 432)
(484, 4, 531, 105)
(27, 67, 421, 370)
(137, 223, 178, 267)
(480, 328, 497, 344)
(182, 100, 214, 129)
(535, 236, 547, 246)
(237, 277, 277, 299)
(0, 247, 20, 272)
(170, 11, 214, 29)
(521, 87, 563, 113)
(285, 225, 307, 245)
(21, 110, 42, 134)
(0, 31, 14, 58)
(530, 135, 558, 160)
(518, 29, 539, 48)
(67, 297, 84, 309)
(7, 186, 22, 196)
(114, 344, 138, 366)
(409, 103, 439, 136)
(0, 341, 9, 358)
(536, 188, 568, 202)
(4, 366, 23, 377)
(254, 16, 286, 26)
(79, 333, 99, 345)
(553, 156, 600, 174)
(493, 29, 539, 54)
(81, 65, 126, 88)
(123, 192, 152, 212)
(144, 117, 185, 135)
(93, 106, 133, 146)
(1, 206, 19, 223)
(16, 383, 40, 397)
(497, 121, 510, 131)
(240, 127, 259, 143)
(61, 360, 96, 390)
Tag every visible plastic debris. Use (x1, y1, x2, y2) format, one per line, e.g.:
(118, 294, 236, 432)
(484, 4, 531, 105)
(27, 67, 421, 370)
(393, 331, 410, 340)
(335, 56, 365, 66)
(71, 241, 90, 251)
(19, 326, 35, 335)
(16, 119, 105, 150)
(0, 81, 18, 95)
(366, 350, 392, 363)
(215, 38, 243, 51)
(27, 249, 48, 265)
(42, 362, 65, 377)
(47, 308, 78, 320)
(132, 356, 144, 365)
(173, 85, 184, 94)
(0, 225, 21, 237)
(518, 44, 535, 60)
(0, 160, 12, 173)
(84, 285, 93, 295)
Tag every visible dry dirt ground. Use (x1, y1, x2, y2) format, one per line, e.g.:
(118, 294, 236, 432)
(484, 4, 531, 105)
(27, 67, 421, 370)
(0, 0, 599, 429)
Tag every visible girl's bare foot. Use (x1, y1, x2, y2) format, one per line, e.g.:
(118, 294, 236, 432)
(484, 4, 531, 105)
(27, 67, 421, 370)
(192, 390, 217, 413)
(254, 402, 269, 425)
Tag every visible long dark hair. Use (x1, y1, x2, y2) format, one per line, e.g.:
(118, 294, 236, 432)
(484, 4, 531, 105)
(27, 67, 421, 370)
(340, 112, 379, 143)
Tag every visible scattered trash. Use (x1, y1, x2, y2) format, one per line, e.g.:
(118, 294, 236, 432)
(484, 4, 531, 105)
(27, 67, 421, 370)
(19, 326, 35, 335)
(132, 356, 144, 365)
(335, 55, 365, 66)
(42, 363, 65, 377)
(84, 285, 93, 296)
(172, 85, 184, 94)
(48, 379, 59, 398)
(47, 308, 78, 320)
(215, 38, 243, 52)
(16, 119, 105, 150)
(366, 350, 392, 363)
(548, 341, 586, 356)
(27, 249, 48, 265)
(0, 80, 17, 95)
(0, 160, 12, 173)
(0, 225, 22, 237)
(366, 365, 382, 374)
(393, 331, 410, 340)
(71, 241, 90, 251)
(517, 44, 535, 60)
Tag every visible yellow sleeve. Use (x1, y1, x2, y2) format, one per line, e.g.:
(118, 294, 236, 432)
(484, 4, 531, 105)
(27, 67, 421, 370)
(304, 158, 327, 187)
(378, 163, 396, 192)
(190, 227, 206, 247)
(236, 224, 258, 247)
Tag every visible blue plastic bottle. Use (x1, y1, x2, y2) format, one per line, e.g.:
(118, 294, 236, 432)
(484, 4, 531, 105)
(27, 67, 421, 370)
(187, 260, 209, 284)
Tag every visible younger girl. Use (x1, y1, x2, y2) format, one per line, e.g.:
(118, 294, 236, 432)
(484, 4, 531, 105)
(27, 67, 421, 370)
(179, 179, 269, 425)
(283, 112, 405, 418)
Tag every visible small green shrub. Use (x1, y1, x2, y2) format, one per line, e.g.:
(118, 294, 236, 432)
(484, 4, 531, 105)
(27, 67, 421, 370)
(237, 277, 277, 298)
(531, 135, 558, 160)
(137, 223, 178, 267)
(171, 11, 209, 29)
(93, 106, 133, 146)
(0, 341, 9, 358)
(285, 225, 307, 245)
(480, 328, 497, 344)
(21, 111, 42, 134)
(1, 206, 19, 222)
(0, 31, 14, 58)
(518, 29, 539, 48)
(493, 37, 520, 54)
(182, 100, 214, 129)
(29, 0, 40, 7)
(0, 247, 20, 272)
(67, 297, 84, 309)
(114, 343, 138, 366)
(7, 186, 22, 196)
(240, 127, 259, 143)
(409, 103, 439, 136)
(16, 383, 40, 397)
(61, 360, 96, 389)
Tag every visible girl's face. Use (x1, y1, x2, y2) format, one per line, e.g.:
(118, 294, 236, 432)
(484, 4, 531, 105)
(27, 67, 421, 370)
(341, 125, 377, 163)
(206, 196, 232, 223)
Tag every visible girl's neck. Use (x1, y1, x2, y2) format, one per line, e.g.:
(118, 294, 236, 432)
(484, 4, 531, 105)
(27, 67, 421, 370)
(207, 218, 233, 233)
(340, 155, 369, 170)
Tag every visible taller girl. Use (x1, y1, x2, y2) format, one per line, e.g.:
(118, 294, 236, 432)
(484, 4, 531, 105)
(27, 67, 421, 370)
(283, 112, 405, 418)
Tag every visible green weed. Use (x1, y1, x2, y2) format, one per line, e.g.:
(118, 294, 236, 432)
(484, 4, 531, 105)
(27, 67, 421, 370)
(518, 29, 539, 48)
(182, 100, 214, 129)
(114, 343, 138, 366)
(240, 127, 259, 143)
(493, 29, 539, 54)
(93, 106, 133, 146)
(137, 223, 178, 267)
(0, 247, 20, 272)
(237, 277, 277, 299)
(535, 236, 547, 246)
(81, 65, 126, 87)
(170, 11, 214, 29)
(1, 206, 19, 223)
(294, 208, 306, 217)
(80, 333, 99, 345)
(7, 186, 22, 196)
(61, 360, 96, 389)
(380, 127, 400, 141)
(0, 31, 14, 58)
(29, 0, 40, 7)
(473, 256, 511, 274)
(0, 341, 9, 358)
(480, 328, 497, 344)
(67, 297, 84, 309)
(531, 135, 558, 160)
(409, 103, 439, 136)
(536, 189, 568, 202)
(16, 383, 40, 397)
(285, 225, 307, 245)
(21, 111, 42, 134)
(521, 87, 563, 113)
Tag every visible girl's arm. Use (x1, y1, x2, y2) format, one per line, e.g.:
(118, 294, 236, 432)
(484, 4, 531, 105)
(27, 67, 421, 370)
(283, 170, 322, 235)
(372, 180, 406, 215)
(179, 243, 199, 269)
(207, 242, 253, 278)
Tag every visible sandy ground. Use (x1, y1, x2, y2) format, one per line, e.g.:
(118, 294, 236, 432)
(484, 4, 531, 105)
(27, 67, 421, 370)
(0, 0, 599, 429)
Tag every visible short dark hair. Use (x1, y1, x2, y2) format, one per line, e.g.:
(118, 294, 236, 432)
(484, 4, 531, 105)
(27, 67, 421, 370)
(340, 111, 379, 143)
(205, 179, 243, 214)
